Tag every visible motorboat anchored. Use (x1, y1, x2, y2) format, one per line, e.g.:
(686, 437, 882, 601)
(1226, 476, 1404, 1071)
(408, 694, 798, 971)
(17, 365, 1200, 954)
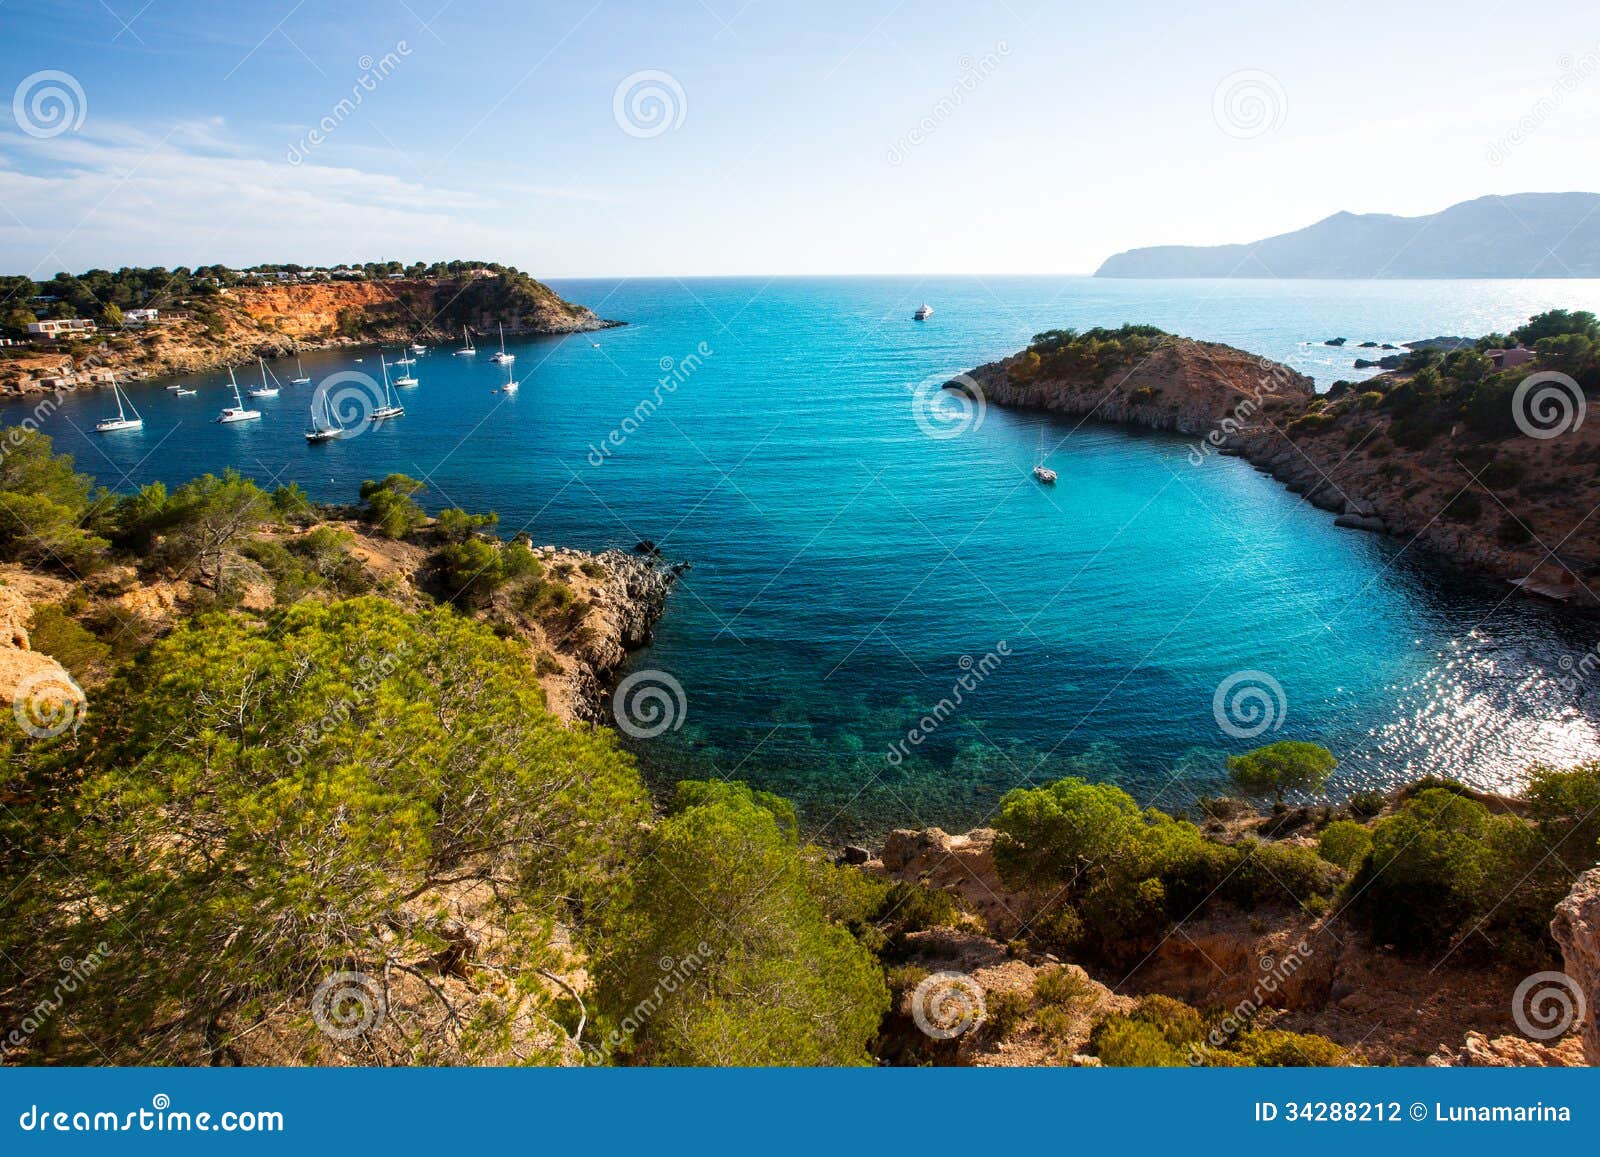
(914, 303, 934, 320)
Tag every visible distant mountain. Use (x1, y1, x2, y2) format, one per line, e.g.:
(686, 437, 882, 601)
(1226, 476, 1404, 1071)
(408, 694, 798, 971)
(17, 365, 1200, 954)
(1094, 193, 1600, 278)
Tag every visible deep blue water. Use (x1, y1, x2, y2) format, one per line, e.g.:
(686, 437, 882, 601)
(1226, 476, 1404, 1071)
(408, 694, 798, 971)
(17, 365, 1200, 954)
(13, 276, 1600, 838)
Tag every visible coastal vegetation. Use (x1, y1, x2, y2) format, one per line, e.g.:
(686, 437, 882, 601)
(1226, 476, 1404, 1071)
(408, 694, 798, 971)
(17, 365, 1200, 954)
(0, 429, 1594, 1067)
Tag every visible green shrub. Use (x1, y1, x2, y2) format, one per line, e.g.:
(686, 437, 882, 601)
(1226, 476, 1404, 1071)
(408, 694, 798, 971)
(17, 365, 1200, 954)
(358, 473, 427, 539)
(1230, 1028, 1348, 1067)
(1318, 819, 1373, 870)
(1033, 967, 1095, 1011)
(1090, 1016, 1187, 1066)
(25, 604, 110, 682)
(594, 780, 889, 1065)
(1127, 994, 1203, 1047)
(1227, 741, 1337, 804)
(984, 989, 1029, 1039)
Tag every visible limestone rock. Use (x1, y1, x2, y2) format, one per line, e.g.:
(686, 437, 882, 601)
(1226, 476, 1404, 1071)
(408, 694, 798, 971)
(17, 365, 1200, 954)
(1552, 867, 1600, 1064)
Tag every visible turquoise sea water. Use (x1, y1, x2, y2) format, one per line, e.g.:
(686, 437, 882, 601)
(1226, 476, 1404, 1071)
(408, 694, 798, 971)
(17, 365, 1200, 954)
(13, 276, 1600, 838)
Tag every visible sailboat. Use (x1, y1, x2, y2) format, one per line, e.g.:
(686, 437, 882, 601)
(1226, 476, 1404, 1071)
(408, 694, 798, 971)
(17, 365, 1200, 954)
(394, 349, 418, 387)
(247, 357, 280, 399)
(1032, 429, 1057, 484)
(95, 374, 143, 432)
(496, 362, 519, 394)
(491, 322, 515, 364)
(216, 368, 262, 424)
(372, 356, 404, 420)
(290, 357, 311, 386)
(454, 325, 476, 356)
(305, 391, 343, 442)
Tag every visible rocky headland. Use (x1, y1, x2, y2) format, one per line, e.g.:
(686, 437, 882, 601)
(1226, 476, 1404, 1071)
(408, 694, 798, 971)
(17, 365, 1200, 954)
(960, 322, 1600, 600)
(0, 271, 617, 396)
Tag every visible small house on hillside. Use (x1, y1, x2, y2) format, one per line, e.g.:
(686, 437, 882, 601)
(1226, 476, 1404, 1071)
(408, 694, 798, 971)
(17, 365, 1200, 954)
(1485, 345, 1537, 371)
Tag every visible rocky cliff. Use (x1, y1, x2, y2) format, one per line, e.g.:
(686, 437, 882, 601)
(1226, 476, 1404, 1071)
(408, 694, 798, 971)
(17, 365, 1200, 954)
(0, 273, 616, 395)
(963, 331, 1600, 595)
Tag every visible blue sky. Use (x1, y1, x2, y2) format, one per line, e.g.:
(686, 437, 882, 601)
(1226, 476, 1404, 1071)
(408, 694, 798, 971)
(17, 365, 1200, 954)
(1, 0, 1597, 277)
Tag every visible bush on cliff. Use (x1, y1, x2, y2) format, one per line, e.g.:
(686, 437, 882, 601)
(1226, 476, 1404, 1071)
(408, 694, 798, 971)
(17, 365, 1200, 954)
(592, 780, 890, 1066)
(993, 777, 1341, 952)
(1227, 741, 1336, 805)
(0, 429, 108, 574)
(1, 597, 649, 1062)
(1345, 769, 1600, 963)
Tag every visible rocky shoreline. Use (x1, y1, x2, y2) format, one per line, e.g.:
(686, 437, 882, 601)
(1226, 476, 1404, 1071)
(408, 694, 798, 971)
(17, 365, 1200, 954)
(961, 331, 1600, 600)
(0, 274, 621, 396)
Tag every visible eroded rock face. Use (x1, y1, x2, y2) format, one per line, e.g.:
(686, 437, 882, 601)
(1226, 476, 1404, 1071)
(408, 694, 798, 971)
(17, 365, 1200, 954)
(1552, 867, 1600, 1065)
(0, 586, 85, 737)
(1427, 1031, 1586, 1067)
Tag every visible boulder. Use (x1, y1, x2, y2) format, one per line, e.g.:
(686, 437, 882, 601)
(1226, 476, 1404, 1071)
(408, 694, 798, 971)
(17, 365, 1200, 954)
(1551, 867, 1600, 1064)
(0, 587, 84, 739)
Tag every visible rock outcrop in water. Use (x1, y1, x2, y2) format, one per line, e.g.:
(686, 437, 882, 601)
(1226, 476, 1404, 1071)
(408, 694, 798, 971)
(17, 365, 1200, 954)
(964, 325, 1600, 598)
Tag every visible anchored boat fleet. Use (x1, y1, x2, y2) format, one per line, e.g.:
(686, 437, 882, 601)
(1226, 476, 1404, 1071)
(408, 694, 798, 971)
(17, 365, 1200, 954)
(94, 326, 546, 442)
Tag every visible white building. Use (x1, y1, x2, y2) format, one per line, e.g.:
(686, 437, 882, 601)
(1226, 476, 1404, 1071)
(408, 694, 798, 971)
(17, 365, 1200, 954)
(27, 319, 97, 338)
(124, 308, 160, 326)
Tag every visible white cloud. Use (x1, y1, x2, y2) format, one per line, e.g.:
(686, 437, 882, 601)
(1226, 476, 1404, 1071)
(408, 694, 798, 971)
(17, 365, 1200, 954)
(0, 119, 503, 275)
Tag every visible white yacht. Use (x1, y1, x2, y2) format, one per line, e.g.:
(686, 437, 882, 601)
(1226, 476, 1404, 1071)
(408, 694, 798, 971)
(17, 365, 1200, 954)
(914, 303, 934, 320)
(174, 386, 196, 396)
(1032, 430, 1057, 484)
(372, 356, 405, 420)
(410, 341, 428, 354)
(305, 392, 343, 442)
(491, 322, 515, 364)
(95, 375, 143, 433)
(247, 357, 280, 399)
(216, 369, 262, 424)
(496, 362, 519, 394)
(290, 357, 311, 386)
(455, 325, 476, 356)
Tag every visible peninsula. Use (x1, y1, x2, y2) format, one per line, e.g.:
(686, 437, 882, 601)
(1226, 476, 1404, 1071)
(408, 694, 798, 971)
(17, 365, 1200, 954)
(958, 313, 1600, 599)
(0, 261, 616, 395)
